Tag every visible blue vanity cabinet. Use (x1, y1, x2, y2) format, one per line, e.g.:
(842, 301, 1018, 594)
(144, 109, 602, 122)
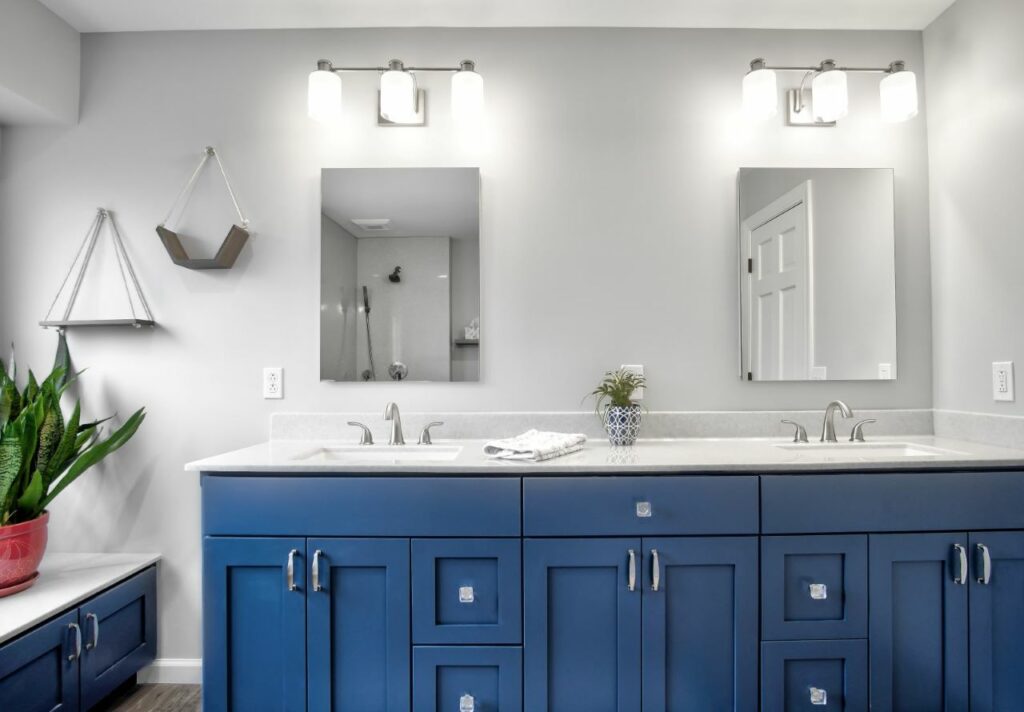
(0, 609, 80, 712)
(306, 538, 410, 712)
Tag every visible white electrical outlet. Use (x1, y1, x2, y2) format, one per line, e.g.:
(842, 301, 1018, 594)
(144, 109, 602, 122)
(878, 363, 893, 380)
(263, 367, 284, 399)
(620, 364, 645, 400)
(993, 361, 1015, 402)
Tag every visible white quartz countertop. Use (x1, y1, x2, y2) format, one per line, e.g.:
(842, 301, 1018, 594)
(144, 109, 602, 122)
(0, 553, 161, 644)
(185, 436, 1024, 474)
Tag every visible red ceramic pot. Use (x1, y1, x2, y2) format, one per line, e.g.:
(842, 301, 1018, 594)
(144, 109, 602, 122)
(0, 511, 49, 594)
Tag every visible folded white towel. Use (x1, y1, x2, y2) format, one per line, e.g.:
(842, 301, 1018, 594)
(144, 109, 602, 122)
(483, 429, 587, 461)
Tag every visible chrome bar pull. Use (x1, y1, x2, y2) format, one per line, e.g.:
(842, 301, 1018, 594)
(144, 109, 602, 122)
(312, 549, 323, 592)
(67, 623, 82, 662)
(809, 687, 828, 705)
(287, 549, 299, 591)
(954, 544, 968, 585)
(977, 543, 992, 585)
(85, 613, 99, 650)
(651, 549, 661, 592)
(627, 549, 637, 592)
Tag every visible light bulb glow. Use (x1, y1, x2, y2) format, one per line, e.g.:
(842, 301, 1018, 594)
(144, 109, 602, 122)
(742, 68, 778, 120)
(812, 69, 849, 122)
(380, 69, 417, 122)
(880, 70, 918, 123)
(308, 70, 342, 122)
(451, 68, 484, 124)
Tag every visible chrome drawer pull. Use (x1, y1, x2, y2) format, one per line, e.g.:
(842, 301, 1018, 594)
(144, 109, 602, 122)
(651, 549, 661, 592)
(627, 549, 637, 592)
(459, 693, 475, 712)
(635, 501, 653, 518)
(808, 583, 828, 600)
(459, 586, 475, 603)
(67, 623, 82, 662)
(977, 543, 992, 585)
(287, 549, 299, 591)
(85, 613, 100, 650)
(954, 544, 968, 585)
(312, 549, 323, 592)
(809, 687, 827, 705)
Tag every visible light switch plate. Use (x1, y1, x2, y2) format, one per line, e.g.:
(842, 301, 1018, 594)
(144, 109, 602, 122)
(263, 367, 284, 399)
(993, 361, 1015, 402)
(620, 364, 645, 400)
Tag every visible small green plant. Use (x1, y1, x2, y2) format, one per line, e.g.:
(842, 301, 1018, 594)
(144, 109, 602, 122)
(0, 344, 145, 526)
(588, 369, 646, 415)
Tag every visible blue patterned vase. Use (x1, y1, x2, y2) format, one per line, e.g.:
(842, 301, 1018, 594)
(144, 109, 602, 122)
(604, 405, 642, 446)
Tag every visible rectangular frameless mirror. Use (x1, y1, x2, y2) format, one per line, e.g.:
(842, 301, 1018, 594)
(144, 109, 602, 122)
(739, 167, 897, 381)
(320, 167, 480, 382)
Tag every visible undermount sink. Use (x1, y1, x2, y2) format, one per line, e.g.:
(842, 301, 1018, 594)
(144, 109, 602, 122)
(293, 445, 463, 463)
(775, 442, 964, 460)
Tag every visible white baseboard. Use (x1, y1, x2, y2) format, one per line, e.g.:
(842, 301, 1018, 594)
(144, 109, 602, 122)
(138, 658, 202, 685)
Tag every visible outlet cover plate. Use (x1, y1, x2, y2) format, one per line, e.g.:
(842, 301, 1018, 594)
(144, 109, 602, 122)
(263, 367, 284, 399)
(620, 364, 645, 401)
(993, 361, 1015, 402)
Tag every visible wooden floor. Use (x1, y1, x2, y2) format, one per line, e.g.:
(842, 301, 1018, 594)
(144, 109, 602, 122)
(98, 684, 201, 712)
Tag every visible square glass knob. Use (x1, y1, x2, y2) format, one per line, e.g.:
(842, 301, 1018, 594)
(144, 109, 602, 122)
(635, 501, 653, 518)
(809, 583, 828, 600)
(458, 585, 475, 603)
(460, 693, 475, 712)
(809, 687, 828, 705)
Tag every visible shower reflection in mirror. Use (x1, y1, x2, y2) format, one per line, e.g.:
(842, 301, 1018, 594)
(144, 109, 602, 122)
(320, 167, 481, 382)
(738, 167, 897, 382)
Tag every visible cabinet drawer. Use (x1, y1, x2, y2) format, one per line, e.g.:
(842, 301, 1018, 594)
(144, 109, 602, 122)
(762, 640, 867, 712)
(202, 476, 521, 536)
(762, 536, 867, 641)
(412, 539, 521, 644)
(413, 646, 522, 712)
(523, 476, 758, 536)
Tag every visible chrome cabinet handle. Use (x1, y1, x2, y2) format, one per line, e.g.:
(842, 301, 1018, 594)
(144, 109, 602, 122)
(809, 687, 828, 705)
(977, 543, 992, 585)
(651, 549, 661, 592)
(84, 613, 99, 650)
(635, 501, 653, 518)
(67, 623, 82, 662)
(781, 419, 809, 443)
(459, 693, 475, 712)
(287, 549, 299, 591)
(954, 544, 968, 585)
(627, 549, 637, 592)
(459, 586, 475, 603)
(418, 421, 444, 445)
(809, 583, 828, 600)
(312, 549, 323, 592)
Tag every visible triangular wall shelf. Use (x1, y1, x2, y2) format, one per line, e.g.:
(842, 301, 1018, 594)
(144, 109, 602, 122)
(40, 208, 155, 330)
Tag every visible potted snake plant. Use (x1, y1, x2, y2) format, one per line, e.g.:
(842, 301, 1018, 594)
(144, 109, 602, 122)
(589, 369, 646, 446)
(0, 343, 145, 596)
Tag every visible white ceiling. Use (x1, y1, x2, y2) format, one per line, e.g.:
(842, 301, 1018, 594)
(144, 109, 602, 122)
(38, 0, 956, 33)
(322, 168, 479, 240)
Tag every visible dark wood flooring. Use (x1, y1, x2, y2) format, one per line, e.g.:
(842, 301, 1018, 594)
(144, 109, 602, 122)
(98, 684, 201, 712)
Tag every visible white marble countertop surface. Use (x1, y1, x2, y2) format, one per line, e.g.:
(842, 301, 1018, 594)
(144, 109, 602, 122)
(0, 552, 160, 644)
(186, 435, 1024, 474)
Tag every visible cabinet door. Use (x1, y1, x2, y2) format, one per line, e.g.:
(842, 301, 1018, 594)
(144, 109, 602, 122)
(307, 539, 410, 712)
(524, 538, 642, 712)
(203, 537, 307, 712)
(0, 610, 79, 712)
(642, 537, 758, 712)
(80, 566, 157, 709)
(869, 533, 969, 711)
(969, 531, 1024, 712)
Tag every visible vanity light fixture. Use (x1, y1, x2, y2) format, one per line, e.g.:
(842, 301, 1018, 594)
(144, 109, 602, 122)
(308, 58, 483, 126)
(743, 57, 918, 126)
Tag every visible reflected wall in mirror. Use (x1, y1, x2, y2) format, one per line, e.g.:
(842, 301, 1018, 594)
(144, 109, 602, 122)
(739, 168, 897, 381)
(320, 167, 480, 382)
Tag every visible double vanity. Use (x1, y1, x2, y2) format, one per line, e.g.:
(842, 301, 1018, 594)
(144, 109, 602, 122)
(189, 407, 1024, 712)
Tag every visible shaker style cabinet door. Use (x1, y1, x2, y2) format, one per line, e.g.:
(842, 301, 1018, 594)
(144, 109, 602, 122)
(0, 609, 80, 712)
(306, 538, 410, 712)
(524, 538, 642, 712)
(968, 530, 1024, 712)
(869, 533, 969, 711)
(203, 537, 307, 712)
(642, 537, 758, 712)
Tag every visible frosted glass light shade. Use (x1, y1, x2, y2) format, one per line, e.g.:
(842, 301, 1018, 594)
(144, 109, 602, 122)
(308, 70, 342, 122)
(742, 68, 778, 120)
(380, 69, 417, 122)
(880, 70, 919, 123)
(812, 69, 849, 122)
(451, 68, 484, 124)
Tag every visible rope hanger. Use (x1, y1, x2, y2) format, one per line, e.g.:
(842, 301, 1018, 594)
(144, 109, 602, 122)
(156, 146, 251, 270)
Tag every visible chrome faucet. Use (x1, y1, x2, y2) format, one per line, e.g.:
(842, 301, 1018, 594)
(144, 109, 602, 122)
(384, 402, 405, 445)
(821, 400, 854, 442)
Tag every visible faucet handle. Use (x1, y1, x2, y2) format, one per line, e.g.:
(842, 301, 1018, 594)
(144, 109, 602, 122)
(418, 421, 444, 445)
(781, 420, 809, 443)
(347, 421, 374, 445)
(849, 419, 877, 442)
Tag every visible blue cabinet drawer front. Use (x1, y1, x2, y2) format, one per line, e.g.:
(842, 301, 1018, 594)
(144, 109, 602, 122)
(0, 610, 79, 712)
(762, 472, 1024, 534)
(523, 476, 758, 536)
(762, 536, 867, 641)
(413, 646, 522, 712)
(762, 640, 867, 712)
(412, 539, 522, 644)
(202, 475, 521, 536)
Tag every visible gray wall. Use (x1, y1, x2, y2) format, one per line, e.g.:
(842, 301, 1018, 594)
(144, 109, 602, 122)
(0, 27, 931, 662)
(925, 0, 1024, 416)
